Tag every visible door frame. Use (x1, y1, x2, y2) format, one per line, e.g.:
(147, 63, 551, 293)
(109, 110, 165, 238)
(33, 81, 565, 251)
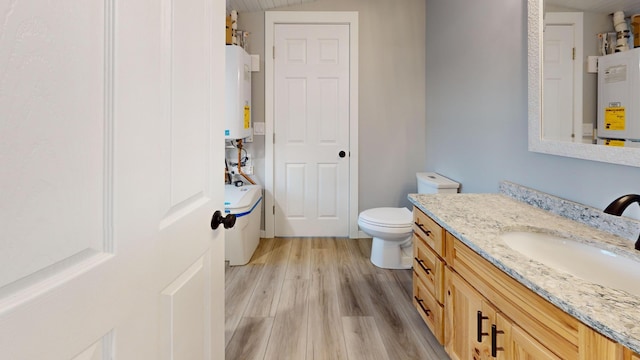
(544, 12, 583, 141)
(264, 11, 359, 238)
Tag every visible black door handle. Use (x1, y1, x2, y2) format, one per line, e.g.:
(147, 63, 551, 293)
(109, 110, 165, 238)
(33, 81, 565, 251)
(339, 150, 346, 158)
(477, 311, 489, 342)
(491, 324, 504, 357)
(211, 210, 236, 230)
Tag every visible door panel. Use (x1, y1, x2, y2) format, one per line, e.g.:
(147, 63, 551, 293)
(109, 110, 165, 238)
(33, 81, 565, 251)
(72, 336, 112, 360)
(0, 0, 225, 358)
(0, 0, 108, 291)
(285, 163, 306, 218)
(170, 0, 209, 208)
(274, 23, 349, 237)
(161, 255, 209, 360)
(318, 163, 338, 217)
(284, 78, 308, 143)
(318, 78, 340, 142)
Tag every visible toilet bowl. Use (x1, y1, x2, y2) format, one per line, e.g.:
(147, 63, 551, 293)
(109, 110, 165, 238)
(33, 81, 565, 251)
(358, 207, 414, 269)
(358, 172, 460, 269)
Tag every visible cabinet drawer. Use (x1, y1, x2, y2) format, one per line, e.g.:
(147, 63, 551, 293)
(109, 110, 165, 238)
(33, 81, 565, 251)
(413, 208, 445, 256)
(413, 233, 445, 304)
(413, 272, 444, 344)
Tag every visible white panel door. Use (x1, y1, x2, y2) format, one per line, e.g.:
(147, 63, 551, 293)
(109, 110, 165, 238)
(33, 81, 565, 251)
(274, 24, 350, 237)
(543, 24, 575, 141)
(0, 0, 226, 359)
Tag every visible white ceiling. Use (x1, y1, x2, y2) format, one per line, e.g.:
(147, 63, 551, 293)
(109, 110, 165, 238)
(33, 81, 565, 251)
(226, 0, 316, 13)
(225, 0, 640, 17)
(547, 0, 640, 16)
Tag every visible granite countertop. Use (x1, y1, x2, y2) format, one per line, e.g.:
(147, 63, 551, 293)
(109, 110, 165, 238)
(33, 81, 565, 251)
(408, 186, 640, 354)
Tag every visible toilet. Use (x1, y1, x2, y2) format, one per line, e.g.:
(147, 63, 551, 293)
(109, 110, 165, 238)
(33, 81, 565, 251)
(358, 172, 460, 269)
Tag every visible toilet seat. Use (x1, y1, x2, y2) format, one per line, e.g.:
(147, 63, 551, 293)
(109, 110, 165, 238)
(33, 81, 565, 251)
(358, 207, 412, 228)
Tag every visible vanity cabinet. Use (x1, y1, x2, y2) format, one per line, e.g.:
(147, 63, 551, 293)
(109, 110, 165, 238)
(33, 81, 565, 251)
(447, 235, 579, 359)
(412, 208, 447, 343)
(412, 206, 637, 359)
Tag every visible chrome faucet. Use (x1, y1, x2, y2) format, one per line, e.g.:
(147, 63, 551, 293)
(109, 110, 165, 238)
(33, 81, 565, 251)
(604, 194, 640, 250)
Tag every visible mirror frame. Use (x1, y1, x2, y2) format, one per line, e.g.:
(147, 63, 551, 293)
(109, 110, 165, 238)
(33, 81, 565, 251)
(528, 0, 640, 167)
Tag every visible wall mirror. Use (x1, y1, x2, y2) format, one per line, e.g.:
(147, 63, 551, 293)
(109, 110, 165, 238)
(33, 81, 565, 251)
(528, 0, 640, 167)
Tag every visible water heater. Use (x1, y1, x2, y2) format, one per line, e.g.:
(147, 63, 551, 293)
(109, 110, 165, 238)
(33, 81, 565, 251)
(597, 48, 640, 141)
(225, 45, 252, 139)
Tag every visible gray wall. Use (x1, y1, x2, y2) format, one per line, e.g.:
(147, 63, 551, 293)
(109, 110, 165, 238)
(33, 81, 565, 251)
(237, 0, 640, 225)
(425, 0, 640, 218)
(239, 0, 428, 212)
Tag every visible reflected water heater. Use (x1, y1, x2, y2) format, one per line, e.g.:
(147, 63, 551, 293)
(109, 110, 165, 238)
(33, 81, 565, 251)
(597, 47, 640, 143)
(225, 45, 251, 139)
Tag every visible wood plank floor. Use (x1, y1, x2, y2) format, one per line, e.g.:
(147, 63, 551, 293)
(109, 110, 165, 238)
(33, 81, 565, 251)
(225, 238, 450, 360)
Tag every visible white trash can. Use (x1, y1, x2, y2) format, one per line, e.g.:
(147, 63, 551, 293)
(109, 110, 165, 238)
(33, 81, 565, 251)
(224, 184, 262, 266)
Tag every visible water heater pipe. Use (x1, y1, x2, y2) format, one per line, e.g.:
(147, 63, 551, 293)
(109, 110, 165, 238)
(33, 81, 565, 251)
(236, 139, 255, 185)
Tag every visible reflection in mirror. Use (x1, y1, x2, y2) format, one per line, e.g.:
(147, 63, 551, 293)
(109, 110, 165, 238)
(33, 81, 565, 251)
(528, 0, 640, 167)
(543, 1, 640, 144)
(543, 11, 584, 143)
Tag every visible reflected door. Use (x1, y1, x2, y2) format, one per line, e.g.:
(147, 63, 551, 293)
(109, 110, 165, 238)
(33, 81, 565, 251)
(543, 23, 575, 141)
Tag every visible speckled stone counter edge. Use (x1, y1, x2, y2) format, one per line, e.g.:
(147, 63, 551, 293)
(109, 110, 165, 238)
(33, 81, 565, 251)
(500, 181, 640, 242)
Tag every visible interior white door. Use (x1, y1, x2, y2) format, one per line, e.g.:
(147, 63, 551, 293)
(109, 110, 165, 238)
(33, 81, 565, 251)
(274, 23, 350, 237)
(0, 0, 225, 359)
(543, 23, 575, 141)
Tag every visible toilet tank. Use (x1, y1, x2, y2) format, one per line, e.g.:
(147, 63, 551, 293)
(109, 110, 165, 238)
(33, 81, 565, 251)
(416, 172, 460, 194)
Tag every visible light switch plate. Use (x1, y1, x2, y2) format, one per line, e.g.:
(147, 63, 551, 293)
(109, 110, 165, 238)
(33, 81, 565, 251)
(587, 56, 598, 73)
(253, 122, 265, 135)
(251, 54, 260, 72)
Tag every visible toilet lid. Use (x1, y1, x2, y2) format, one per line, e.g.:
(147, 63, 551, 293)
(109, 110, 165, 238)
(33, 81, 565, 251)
(359, 207, 412, 227)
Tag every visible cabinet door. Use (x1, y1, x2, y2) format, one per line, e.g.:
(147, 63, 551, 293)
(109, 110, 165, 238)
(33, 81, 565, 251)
(624, 348, 640, 360)
(495, 312, 562, 360)
(445, 269, 495, 360)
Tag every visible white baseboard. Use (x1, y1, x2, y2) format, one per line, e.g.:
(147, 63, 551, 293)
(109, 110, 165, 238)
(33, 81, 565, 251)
(259, 229, 369, 239)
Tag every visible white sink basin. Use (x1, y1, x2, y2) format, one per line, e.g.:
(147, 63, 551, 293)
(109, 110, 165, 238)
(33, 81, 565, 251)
(500, 231, 640, 297)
